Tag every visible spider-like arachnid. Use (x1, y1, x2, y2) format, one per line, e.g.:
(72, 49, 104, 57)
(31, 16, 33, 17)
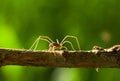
(29, 35, 80, 51)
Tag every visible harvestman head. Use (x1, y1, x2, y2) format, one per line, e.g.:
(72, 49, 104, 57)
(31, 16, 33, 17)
(29, 35, 80, 51)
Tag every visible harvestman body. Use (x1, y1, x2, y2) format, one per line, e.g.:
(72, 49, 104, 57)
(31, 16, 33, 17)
(29, 35, 80, 51)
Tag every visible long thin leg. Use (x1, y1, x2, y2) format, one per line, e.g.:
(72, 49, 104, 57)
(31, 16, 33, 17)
(29, 36, 53, 50)
(29, 37, 39, 50)
(29, 38, 50, 50)
(33, 38, 40, 50)
(39, 36, 54, 43)
(62, 40, 75, 50)
(33, 38, 49, 50)
(56, 39, 59, 44)
(62, 46, 68, 50)
(61, 35, 80, 50)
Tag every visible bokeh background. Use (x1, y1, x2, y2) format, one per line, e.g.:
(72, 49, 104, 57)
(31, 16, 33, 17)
(0, 0, 120, 81)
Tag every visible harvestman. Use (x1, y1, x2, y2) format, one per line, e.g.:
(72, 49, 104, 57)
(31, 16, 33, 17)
(29, 35, 80, 51)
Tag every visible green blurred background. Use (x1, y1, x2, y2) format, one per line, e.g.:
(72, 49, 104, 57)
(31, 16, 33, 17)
(0, 0, 120, 81)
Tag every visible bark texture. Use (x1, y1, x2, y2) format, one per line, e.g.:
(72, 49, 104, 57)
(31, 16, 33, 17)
(0, 45, 120, 68)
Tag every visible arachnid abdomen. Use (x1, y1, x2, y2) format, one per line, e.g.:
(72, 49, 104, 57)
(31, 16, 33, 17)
(49, 42, 62, 50)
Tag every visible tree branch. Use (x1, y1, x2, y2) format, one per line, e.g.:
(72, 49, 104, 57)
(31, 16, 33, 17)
(0, 45, 120, 68)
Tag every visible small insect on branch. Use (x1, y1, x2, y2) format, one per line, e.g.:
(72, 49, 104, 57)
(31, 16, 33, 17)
(29, 35, 80, 51)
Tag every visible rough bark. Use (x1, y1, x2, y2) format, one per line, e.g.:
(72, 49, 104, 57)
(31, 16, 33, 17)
(0, 45, 120, 68)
